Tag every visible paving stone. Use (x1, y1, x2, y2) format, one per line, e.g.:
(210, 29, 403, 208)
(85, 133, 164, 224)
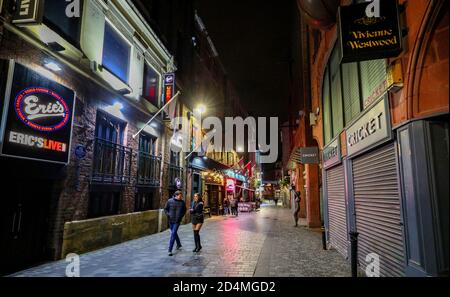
(10, 204, 350, 277)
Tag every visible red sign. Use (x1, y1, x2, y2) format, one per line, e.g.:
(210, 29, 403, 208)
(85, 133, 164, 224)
(226, 178, 236, 192)
(14, 87, 70, 132)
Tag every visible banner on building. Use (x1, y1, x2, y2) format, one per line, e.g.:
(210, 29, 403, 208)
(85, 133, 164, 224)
(0, 62, 76, 164)
(338, 0, 402, 63)
(299, 147, 319, 164)
(12, 0, 44, 25)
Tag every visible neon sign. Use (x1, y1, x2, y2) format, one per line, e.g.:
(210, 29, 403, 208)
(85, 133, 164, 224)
(14, 87, 70, 132)
(226, 178, 236, 192)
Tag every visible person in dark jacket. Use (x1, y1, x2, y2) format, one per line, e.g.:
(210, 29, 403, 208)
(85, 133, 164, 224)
(190, 193, 204, 253)
(164, 191, 187, 256)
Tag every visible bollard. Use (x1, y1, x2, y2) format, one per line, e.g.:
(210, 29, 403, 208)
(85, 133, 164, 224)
(321, 226, 327, 250)
(349, 231, 359, 277)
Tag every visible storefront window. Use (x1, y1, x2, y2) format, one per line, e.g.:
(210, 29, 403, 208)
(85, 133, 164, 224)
(360, 59, 387, 105)
(330, 46, 344, 137)
(102, 22, 131, 83)
(322, 68, 332, 144)
(322, 44, 387, 145)
(43, 0, 82, 46)
(143, 63, 160, 107)
(342, 62, 361, 125)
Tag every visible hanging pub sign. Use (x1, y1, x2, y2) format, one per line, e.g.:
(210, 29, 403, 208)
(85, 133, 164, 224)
(299, 147, 319, 164)
(338, 0, 402, 63)
(162, 73, 175, 121)
(0, 62, 76, 164)
(12, 0, 44, 25)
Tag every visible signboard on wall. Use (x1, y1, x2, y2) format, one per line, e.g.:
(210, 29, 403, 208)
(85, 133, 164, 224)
(323, 137, 341, 169)
(338, 0, 402, 63)
(0, 62, 76, 164)
(226, 178, 235, 192)
(162, 73, 175, 121)
(12, 0, 44, 25)
(346, 96, 392, 157)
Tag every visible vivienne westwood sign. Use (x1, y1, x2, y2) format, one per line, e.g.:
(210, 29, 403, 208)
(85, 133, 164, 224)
(338, 0, 402, 63)
(0, 62, 75, 164)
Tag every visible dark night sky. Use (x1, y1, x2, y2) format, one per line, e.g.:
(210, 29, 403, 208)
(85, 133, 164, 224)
(197, 1, 293, 121)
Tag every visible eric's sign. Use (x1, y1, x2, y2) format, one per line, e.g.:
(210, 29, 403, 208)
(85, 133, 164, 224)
(0, 62, 75, 164)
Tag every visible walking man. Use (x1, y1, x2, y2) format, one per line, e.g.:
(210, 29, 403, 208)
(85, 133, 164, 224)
(292, 190, 301, 227)
(164, 190, 187, 256)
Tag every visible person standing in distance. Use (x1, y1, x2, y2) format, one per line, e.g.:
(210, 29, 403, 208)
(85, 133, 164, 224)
(164, 190, 187, 256)
(190, 193, 204, 253)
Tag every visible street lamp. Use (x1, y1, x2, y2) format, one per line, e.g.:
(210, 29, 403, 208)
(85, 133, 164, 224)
(195, 104, 206, 115)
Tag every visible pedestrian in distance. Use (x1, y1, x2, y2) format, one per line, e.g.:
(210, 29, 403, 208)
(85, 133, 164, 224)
(292, 190, 301, 227)
(273, 197, 278, 206)
(190, 193, 204, 253)
(223, 197, 230, 215)
(164, 190, 187, 256)
(230, 197, 237, 216)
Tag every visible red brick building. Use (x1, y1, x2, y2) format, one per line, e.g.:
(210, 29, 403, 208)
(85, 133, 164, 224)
(287, 0, 448, 276)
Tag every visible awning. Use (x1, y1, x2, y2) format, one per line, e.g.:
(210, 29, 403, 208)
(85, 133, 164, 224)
(288, 147, 302, 165)
(189, 153, 231, 171)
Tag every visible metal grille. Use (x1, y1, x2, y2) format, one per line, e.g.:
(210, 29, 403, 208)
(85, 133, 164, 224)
(353, 143, 405, 277)
(326, 165, 348, 258)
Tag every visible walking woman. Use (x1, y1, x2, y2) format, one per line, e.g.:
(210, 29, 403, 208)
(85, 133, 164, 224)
(190, 193, 204, 253)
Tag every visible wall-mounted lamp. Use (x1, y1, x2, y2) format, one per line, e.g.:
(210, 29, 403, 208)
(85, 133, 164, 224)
(44, 61, 61, 72)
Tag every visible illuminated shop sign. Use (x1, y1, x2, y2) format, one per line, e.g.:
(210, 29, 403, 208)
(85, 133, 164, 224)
(0, 62, 75, 164)
(14, 87, 70, 132)
(163, 73, 175, 104)
(226, 178, 236, 192)
(338, 0, 402, 63)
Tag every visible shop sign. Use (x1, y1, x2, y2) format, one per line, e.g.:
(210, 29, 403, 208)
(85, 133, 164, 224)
(163, 73, 175, 104)
(226, 178, 236, 192)
(346, 96, 392, 157)
(299, 147, 319, 164)
(323, 137, 341, 169)
(338, 0, 402, 63)
(0, 62, 75, 164)
(12, 0, 44, 25)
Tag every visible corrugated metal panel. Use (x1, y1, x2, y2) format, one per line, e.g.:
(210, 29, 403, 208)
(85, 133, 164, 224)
(326, 165, 348, 258)
(353, 143, 405, 277)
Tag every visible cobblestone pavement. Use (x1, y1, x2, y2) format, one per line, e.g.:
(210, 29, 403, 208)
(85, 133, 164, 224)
(11, 203, 351, 277)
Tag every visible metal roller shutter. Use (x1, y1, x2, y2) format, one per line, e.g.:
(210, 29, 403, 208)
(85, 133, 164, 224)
(353, 143, 405, 277)
(326, 165, 348, 258)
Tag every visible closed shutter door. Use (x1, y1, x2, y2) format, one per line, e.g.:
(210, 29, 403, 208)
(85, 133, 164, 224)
(326, 165, 348, 258)
(353, 143, 405, 277)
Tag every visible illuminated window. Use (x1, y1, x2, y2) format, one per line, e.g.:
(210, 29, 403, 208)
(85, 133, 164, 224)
(143, 63, 160, 107)
(102, 22, 131, 83)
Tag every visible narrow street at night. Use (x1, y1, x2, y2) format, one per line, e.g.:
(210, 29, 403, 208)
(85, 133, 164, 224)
(11, 203, 349, 277)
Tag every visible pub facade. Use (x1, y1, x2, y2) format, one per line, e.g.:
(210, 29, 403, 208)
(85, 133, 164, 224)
(0, 0, 186, 275)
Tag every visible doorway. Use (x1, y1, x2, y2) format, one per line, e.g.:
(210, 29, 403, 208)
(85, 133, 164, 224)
(0, 179, 53, 275)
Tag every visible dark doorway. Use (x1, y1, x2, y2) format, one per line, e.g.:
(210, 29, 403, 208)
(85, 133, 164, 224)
(0, 179, 53, 275)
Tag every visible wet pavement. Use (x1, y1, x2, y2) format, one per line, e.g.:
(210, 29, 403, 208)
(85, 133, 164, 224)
(11, 203, 351, 277)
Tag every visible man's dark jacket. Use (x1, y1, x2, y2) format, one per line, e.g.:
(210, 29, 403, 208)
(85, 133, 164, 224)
(164, 198, 187, 223)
